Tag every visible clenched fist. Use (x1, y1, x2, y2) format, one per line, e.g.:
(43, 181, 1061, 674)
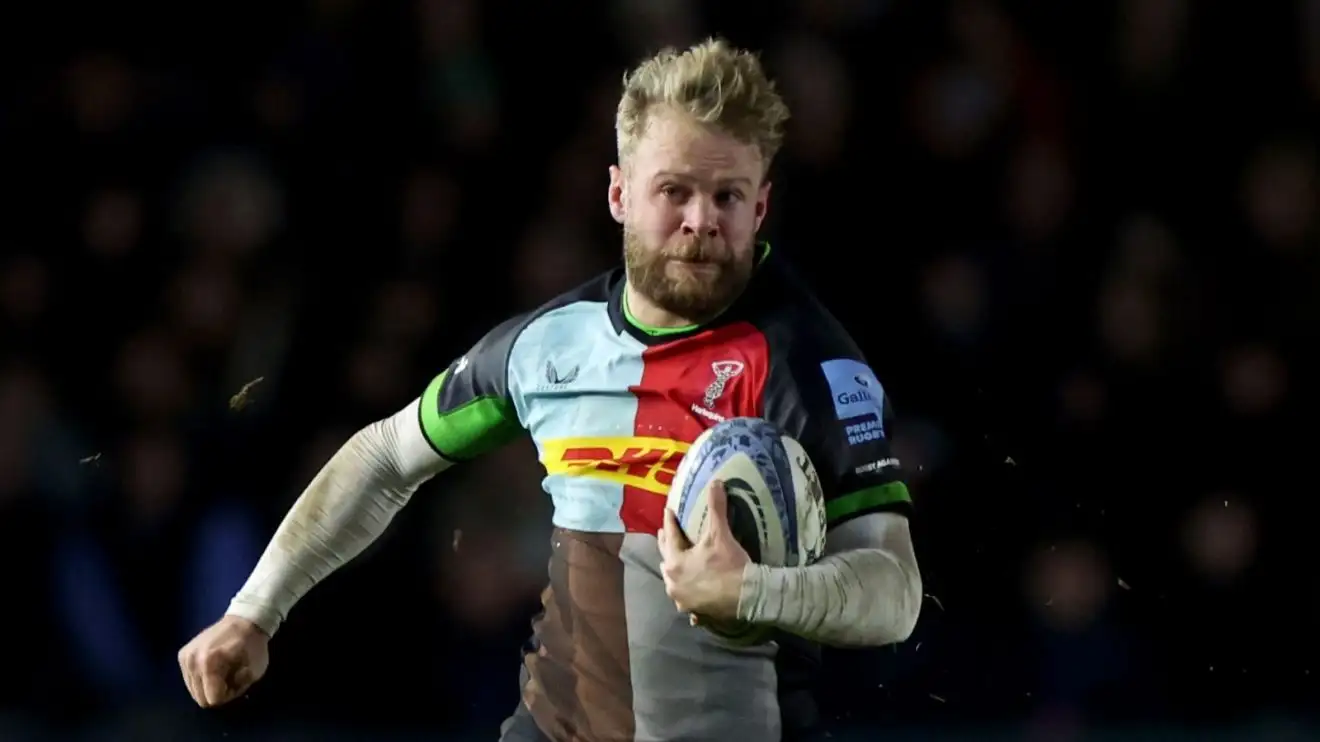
(178, 615, 270, 707)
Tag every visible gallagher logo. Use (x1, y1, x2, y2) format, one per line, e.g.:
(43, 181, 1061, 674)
(541, 437, 690, 495)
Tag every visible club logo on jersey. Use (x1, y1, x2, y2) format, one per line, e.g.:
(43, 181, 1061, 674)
(702, 360, 744, 409)
(541, 437, 690, 495)
(820, 358, 886, 445)
(689, 360, 744, 424)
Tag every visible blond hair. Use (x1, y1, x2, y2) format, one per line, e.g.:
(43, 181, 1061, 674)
(616, 38, 790, 172)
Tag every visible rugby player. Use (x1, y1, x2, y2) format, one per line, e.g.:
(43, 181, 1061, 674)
(178, 38, 922, 741)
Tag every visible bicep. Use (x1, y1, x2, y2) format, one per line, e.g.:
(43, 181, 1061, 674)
(825, 511, 915, 568)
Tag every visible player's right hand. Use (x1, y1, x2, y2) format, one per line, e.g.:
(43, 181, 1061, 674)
(177, 615, 270, 708)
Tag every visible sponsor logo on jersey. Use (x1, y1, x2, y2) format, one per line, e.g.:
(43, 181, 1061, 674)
(853, 457, 900, 476)
(820, 358, 886, 444)
(844, 418, 885, 445)
(541, 436, 690, 495)
(690, 404, 726, 423)
(544, 359, 579, 386)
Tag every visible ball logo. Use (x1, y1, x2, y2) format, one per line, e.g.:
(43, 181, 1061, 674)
(719, 477, 770, 564)
(795, 453, 826, 564)
(795, 454, 825, 509)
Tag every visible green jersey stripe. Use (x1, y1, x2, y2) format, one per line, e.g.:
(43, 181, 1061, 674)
(825, 481, 911, 524)
(419, 369, 521, 461)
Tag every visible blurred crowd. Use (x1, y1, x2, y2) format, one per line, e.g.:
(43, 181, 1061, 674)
(1, 0, 1318, 739)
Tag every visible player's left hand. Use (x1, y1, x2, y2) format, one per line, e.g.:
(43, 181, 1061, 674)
(658, 480, 750, 624)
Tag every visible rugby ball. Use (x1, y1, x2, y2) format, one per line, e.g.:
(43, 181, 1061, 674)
(666, 417, 827, 644)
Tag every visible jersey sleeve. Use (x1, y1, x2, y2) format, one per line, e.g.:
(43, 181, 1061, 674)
(417, 315, 528, 462)
(763, 334, 913, 530)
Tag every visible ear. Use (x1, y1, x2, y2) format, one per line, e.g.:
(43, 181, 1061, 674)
(753, 180, 772, 232)
(607, 165, 626, 224)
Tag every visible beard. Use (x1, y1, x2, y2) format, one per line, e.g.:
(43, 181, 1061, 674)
(623, 226, 754, 324)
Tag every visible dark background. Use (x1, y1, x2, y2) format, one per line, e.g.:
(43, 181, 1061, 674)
(2, 0, 1317, 739)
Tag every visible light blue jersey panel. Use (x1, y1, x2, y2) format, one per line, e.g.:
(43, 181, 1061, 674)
(508, 301, 648, 533)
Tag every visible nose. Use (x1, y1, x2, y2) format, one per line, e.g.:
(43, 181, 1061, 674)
(680, 196, 719, 238)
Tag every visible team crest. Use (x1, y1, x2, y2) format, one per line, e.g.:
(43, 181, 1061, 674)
(702, 360, 744, 409)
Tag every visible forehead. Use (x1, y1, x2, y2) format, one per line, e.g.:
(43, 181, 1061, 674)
(631, 109, 763, 182)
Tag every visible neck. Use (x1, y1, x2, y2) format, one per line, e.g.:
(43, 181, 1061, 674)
(623, 282, 703, 330)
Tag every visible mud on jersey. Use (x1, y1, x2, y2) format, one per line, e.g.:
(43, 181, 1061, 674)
(417, 248, 912, 742)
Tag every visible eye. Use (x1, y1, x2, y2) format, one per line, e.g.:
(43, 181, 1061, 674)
(715, 190, 743, 206)
(659, 183, 688, 201)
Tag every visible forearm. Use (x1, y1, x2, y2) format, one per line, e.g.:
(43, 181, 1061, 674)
(226, 399, 448, 636)
(736, 541, 921, 647)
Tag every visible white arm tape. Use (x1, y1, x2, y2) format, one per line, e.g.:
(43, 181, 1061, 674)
(226, 398, 449, 637)
(736, 512, 922, 647)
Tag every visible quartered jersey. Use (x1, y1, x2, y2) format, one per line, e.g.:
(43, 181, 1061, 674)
(417, 246, 912, 742)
